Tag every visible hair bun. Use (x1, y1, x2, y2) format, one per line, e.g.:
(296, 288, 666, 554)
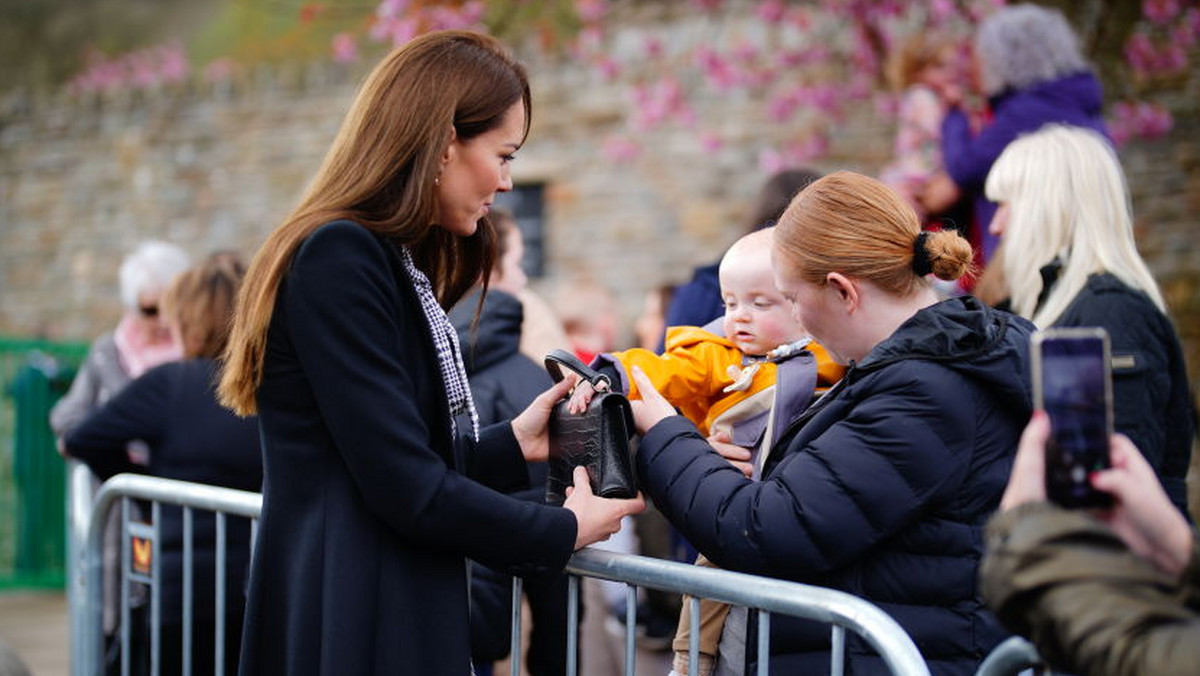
(920, 229, 974, 281)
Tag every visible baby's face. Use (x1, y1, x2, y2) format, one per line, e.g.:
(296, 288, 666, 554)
(720, 261, 807, 356)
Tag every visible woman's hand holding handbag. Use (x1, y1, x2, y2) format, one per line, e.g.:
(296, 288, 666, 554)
(510, 378, 573, 463)
(543, 349, 639, 506)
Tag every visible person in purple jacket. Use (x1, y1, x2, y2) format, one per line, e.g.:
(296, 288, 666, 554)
(919, 3, 1108, 262)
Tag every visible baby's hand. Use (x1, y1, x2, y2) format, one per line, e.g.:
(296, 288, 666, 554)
(566, 377, 603, 414)
(707, 429, 753, 477)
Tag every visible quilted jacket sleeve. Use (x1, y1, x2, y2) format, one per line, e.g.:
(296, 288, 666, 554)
(981, 502, 1200, 676)
(636, 361, 984, 578)
(1059, 290, 1177, 474)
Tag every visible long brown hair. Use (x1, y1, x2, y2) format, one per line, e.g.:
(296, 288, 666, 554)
(161, 252, 247, 360)
(775, 171, 972, 297)
(219, 31, 530, 415)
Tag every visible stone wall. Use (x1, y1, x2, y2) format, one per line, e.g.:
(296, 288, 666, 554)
(0, 67, 352, 337)
(2, 15, 1198, 381)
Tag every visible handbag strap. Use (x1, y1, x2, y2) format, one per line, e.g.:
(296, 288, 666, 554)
(544, 349, 611, 390)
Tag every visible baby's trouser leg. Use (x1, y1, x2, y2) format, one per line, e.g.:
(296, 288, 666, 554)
(671, 555, 729, 676)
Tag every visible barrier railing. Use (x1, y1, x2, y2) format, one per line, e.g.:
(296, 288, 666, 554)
(973, 636, 1059, 676)
(564, 548, 929, 676)
(73, 474, 932, 676)
(67, 461, 96, 676)
(78, 474, 260, 676)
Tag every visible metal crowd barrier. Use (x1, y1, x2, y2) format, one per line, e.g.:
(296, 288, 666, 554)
(564, 548, 929, 676)
(973, 636, 1059, 676)
(67, 461, 96, 676)
(72, 474, 934, 676)
(77, 474, 260, 676)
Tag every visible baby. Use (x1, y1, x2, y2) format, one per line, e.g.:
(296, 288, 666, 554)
(575, 227, 844, 675)
(584, 227, 841, 461)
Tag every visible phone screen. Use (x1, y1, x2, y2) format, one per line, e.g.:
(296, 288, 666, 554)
(1035, 330, 1113, 509)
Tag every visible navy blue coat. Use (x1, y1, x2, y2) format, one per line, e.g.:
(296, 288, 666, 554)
(449, 288, 573, 676)
(451, 288, 553, 432)
(637, 297, 1034, 674)
(237, 222, 577, 676)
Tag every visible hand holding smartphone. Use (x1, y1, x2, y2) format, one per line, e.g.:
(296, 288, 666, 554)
(1031, 328, 1114, 509)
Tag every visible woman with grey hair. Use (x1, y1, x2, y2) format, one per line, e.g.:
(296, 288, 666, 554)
(51, 240, 191, 438)
(50, 238, 189, 675)
(919, 3, 1107, 262)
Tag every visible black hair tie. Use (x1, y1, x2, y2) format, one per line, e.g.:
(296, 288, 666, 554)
(912, 231, 933, 277)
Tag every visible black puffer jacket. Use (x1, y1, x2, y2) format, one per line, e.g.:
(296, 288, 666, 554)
(637, 296, 1034, 674)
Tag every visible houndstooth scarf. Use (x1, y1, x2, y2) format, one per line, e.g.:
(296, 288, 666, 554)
(400, 248, 479, 442)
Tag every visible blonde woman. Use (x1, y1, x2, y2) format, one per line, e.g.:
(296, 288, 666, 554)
(986, 123, 1194, 514)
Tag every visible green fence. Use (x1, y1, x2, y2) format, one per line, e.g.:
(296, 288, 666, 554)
(0, 336, 89, 589)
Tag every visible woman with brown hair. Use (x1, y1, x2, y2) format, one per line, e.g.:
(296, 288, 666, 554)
(66, 253, 262, 676)
(217, 31, 641, 676)
(629, 171, 1034, 674)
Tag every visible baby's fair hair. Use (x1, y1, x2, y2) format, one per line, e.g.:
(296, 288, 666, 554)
(718, 227, 775, 283)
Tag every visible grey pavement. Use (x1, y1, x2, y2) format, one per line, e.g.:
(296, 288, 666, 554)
(0, 591, 68, 676)
(0, 582, 671, 676)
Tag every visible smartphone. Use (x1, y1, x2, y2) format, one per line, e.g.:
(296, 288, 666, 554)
(1031, 327, 1114, 509)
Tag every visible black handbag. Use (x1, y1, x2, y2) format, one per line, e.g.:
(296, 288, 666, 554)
(543, 349, 637, 505)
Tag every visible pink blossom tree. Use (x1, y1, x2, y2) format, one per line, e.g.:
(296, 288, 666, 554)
(63, 0, 1196, 160)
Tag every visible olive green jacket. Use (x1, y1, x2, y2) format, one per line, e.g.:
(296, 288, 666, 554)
(981, 502, 1200, 675)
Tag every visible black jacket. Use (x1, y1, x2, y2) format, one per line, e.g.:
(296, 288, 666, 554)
(238, 222, 576, 676)
(451, 288, 553, 433)
(66, 358, 263, 624)
(450, 288, 573, 676)
(1049, 273, 1195, 514)
(637, 296, 1034, 674)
